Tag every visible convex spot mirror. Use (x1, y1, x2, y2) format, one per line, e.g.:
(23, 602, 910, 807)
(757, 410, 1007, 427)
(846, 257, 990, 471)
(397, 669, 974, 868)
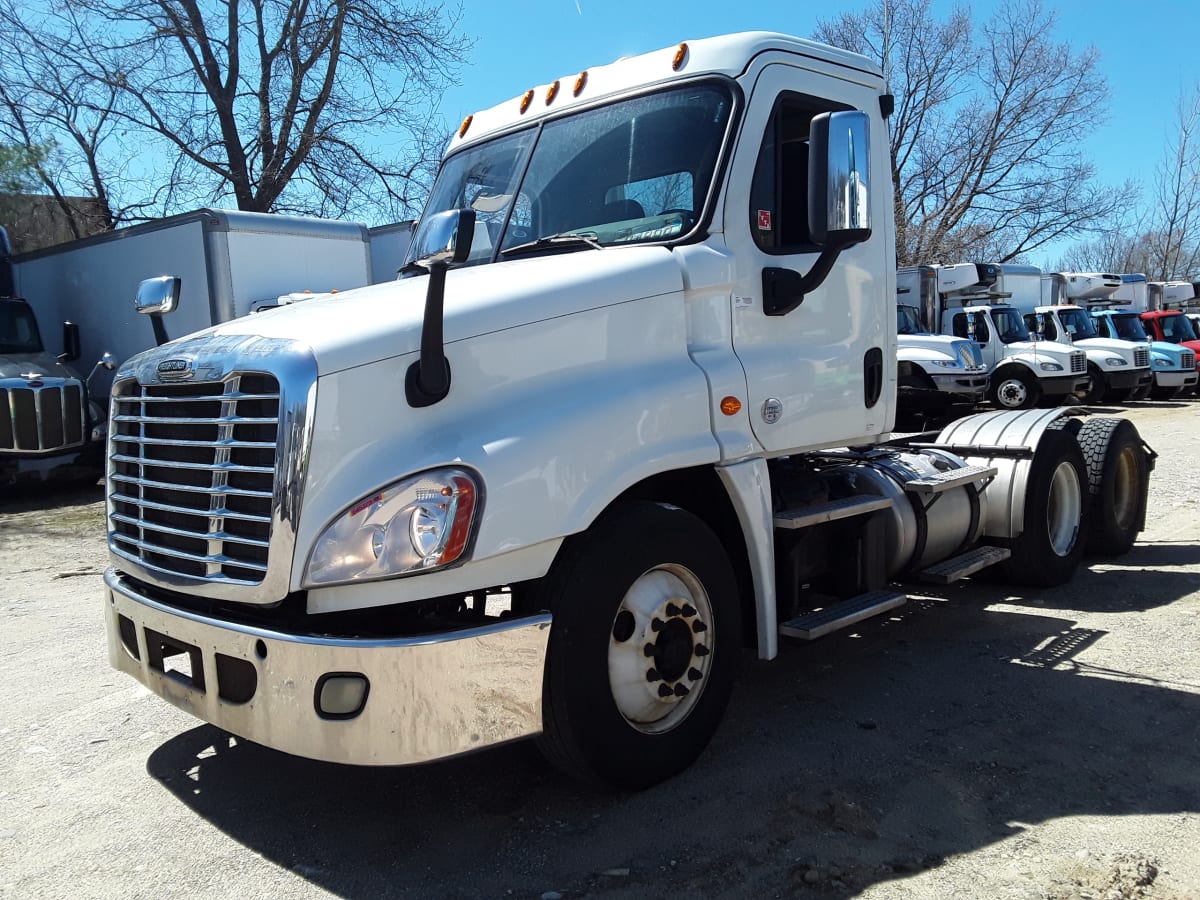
(809, 110, 872, 247)
(408, 209, 476, 270)
(135, 275, 181, 315)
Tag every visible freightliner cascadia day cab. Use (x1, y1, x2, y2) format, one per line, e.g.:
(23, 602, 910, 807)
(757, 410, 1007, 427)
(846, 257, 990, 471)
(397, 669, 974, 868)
(1026, 272, 1152, 404)
(1095, 275, 1198, 400)
(103, 33, 1155, 789)
(896, 263, 1088, 410)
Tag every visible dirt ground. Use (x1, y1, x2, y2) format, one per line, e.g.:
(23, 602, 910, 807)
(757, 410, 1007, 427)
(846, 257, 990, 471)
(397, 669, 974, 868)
(1, 401, 1198, 900)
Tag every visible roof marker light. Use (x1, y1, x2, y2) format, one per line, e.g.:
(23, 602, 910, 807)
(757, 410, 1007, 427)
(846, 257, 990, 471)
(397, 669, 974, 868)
(672, 42, 689, 71)
(573, 71, 588, 96)
(519, 90, 534, 114)
(545, 80, 560, 105)
(458, 115, 473, 138)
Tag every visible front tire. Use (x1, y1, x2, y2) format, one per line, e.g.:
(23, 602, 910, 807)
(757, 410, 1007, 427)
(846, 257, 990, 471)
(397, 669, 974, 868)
(999, 429, 1088, 586)
(536, 501, 741, 789)
(1074, 363, 1107, 404)
(990, 368, 1041, 410)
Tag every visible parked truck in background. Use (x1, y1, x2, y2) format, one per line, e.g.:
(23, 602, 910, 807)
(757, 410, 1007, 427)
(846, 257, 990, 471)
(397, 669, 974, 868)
(0, 226, 115, 486)
(1091, 274, 1197, 400)
(7, 209, 374, 396)
(894, 293, 988, 416)
(102, 32, 1155, 790)
(1023, 272, 1152, 403)
(897, 263, 1087, 410)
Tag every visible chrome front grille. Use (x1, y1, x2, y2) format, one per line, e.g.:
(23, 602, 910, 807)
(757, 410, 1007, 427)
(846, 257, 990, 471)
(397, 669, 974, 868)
(1134, 347, 1150, 368)
(1070, 352, 1086, 373)
(0, 379, 86, 453)
(109, 374, 280, 585)
(1183, 351, 1196, 370)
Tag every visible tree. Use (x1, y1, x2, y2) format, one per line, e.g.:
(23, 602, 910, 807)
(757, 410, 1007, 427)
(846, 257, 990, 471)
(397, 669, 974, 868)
(814, 0, 1133, 266)
(0, 0, 470, 227)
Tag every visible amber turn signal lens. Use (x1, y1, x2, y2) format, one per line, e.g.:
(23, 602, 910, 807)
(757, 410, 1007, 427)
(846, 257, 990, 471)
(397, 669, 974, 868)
(458, 115, 473, 137)
(672, 42, 689, 70)
(720, 396, 742, 416)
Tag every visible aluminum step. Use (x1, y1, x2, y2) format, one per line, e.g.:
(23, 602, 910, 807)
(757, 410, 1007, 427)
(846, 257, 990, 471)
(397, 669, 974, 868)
(774, 495, 893, 530)
(779, 590, 907, 641)
(903, 464, 997, 496)
(917, 544, 1012, 584)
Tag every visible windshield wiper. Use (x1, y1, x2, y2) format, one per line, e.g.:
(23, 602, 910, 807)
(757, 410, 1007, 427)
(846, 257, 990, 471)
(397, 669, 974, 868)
(500, 232, 603, 258)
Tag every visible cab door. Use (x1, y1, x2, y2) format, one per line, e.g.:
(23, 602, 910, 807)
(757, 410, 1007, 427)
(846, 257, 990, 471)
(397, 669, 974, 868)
(722, 62, 893, 454)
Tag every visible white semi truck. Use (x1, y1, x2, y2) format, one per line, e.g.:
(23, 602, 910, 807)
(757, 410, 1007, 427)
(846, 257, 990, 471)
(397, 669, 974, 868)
(897, 263, 1088, 410)
(103, 32, 1155, 789)
(894, 293, 989, 414)
(1021, 272, 1153, 403)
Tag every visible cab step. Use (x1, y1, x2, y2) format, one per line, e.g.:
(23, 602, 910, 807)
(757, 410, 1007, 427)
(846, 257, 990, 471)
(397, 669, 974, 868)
(903, 464, 997, 495)
(773, 495, 893, 530)
(779, 590, 907, 641)
(917, 544, 1012, 584)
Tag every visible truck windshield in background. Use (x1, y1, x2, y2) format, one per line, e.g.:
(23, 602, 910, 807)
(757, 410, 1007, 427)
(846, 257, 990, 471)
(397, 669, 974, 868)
(992, 307, 1030, 344)
(1057, 307, 1099, 340)
(1109, 314, 1149, 341)
(415, 83, 735, 267)
(0, 300, 44, 354)
(897, 305, 928, 335)
(1158, 314, 1198, 343)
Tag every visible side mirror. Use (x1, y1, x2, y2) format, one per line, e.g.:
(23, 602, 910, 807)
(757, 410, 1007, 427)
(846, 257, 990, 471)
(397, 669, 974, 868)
(809, 110, 872, 247)
(135, 275, 181, 315)
(60, 321, 81, 362)
(409, 209, 476, 270)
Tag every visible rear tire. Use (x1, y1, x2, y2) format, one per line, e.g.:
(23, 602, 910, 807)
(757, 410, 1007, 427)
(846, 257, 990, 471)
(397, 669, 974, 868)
(1074, 418, 1149, 556)
(535, 501, 741, 790)
(998, 429, 1088, 587)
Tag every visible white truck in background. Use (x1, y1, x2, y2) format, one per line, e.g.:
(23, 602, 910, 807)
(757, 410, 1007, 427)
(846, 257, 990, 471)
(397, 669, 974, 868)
(102, 32, 1155, 790)
(1018, 272, 1153, 403)
(894, 290, 988, 416)
(8, 209, 374, 396)
(897, 263, 1087, 410)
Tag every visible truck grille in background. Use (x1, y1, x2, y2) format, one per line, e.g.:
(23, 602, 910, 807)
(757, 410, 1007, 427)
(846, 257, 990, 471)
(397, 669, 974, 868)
(1070, 352, 1086, 374)
(1183, 352, 1196, 370)
(108, 374, 280, 584)
(0, 381, 85, 453)
(1134, 348, 1150, 368)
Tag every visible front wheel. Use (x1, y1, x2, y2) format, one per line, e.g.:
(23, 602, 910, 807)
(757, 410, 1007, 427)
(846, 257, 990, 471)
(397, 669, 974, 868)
(999, 429, 1088, 586)
(1074, 363, 1107, 404)
(535, 501, 741, 789)
(990, 369, 1041, 410)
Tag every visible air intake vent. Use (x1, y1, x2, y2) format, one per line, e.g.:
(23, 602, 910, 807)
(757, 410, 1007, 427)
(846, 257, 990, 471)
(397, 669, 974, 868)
(1134, 347, 1150, 368)
(1070, 352, 1086, 373)
(108, 374, 279, 585)
(1182, 352, 1196, 371)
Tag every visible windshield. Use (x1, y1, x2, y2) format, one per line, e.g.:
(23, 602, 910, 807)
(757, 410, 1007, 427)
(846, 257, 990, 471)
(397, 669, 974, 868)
(991, 308, 1030, 344)
(1109, 314, 1148, 341)
(897, 306, 927, 335)
(1057, 308, 1098, 340)
(412, 82, 734, 267)
(1159, 313, 1198, 343)
(0, 301, 44, 354)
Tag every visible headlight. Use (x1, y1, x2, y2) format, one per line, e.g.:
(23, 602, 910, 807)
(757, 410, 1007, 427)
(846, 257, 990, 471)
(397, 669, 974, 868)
(1104, 357, 1127, 367)
(1154, 358, 1169, 367)
(1039, 362, 1063, 371)
(304, 467, 480, 587)
(930, 359, 960, 368)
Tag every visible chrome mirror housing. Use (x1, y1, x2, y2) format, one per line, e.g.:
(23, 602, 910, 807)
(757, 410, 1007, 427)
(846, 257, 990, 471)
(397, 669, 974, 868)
(135, 275, 181, 315)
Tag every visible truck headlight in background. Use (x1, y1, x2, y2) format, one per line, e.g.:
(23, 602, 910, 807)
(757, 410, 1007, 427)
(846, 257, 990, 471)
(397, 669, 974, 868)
(1039, 362, 1063, 372)
(304, 468, 480, 587)
(1153, 358, 1170, 367)
(1104, 357, 1127, 367)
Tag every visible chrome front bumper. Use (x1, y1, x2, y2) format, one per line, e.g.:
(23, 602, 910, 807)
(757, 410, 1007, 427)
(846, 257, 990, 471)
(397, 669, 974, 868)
(105, 569, 551, 766)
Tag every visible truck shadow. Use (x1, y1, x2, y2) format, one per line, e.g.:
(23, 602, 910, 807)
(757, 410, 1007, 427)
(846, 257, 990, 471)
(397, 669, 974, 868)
(145, 591, 1200, 899)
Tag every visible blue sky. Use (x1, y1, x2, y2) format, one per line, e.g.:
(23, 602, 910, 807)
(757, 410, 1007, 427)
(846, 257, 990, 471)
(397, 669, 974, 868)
(437, 0, 1199, 263)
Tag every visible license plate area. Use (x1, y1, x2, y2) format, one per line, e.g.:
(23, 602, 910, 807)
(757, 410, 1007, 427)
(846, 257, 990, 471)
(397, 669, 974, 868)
(145, 628, 206, 692)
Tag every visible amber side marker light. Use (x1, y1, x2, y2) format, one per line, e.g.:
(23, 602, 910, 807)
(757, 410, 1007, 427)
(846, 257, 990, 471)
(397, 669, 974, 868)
(519, 90, 534, 114)
(720, 396, 742, 416)
(672, 42, 689, 71)
(545, 80, 560, 105)
(458, 115, 473, 138)
(573, 71, 588, 96)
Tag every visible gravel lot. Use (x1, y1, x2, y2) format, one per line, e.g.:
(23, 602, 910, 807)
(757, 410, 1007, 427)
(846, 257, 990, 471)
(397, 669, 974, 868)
(1, 401, 1198, 900)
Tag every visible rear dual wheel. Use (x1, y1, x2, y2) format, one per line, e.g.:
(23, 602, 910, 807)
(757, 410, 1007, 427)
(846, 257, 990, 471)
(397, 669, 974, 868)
(536, 501, 740, 790)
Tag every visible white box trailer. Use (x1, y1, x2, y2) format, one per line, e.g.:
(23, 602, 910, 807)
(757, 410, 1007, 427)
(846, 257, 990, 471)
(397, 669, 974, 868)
(9, 209, 373, 393)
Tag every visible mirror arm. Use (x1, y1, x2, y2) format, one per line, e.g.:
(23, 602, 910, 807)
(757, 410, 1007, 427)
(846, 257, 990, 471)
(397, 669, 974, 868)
(405, 262, 451, 407)
(762, 242, 847, 317)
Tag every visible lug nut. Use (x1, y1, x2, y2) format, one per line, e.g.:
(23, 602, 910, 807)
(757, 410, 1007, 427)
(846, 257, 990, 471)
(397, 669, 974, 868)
(692, 620, 707, 633)
(681, 603, 697, 617)
(650, 618, 664, 632)
(646, 668, 661, 682)
(673, 683, 690, 697)
(643, 642, 657, 657)
(688, 667, 703, 681)
(666, 603, 681, 617)
(658, 683, 675, 698)
(694, 644, 710, 656)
